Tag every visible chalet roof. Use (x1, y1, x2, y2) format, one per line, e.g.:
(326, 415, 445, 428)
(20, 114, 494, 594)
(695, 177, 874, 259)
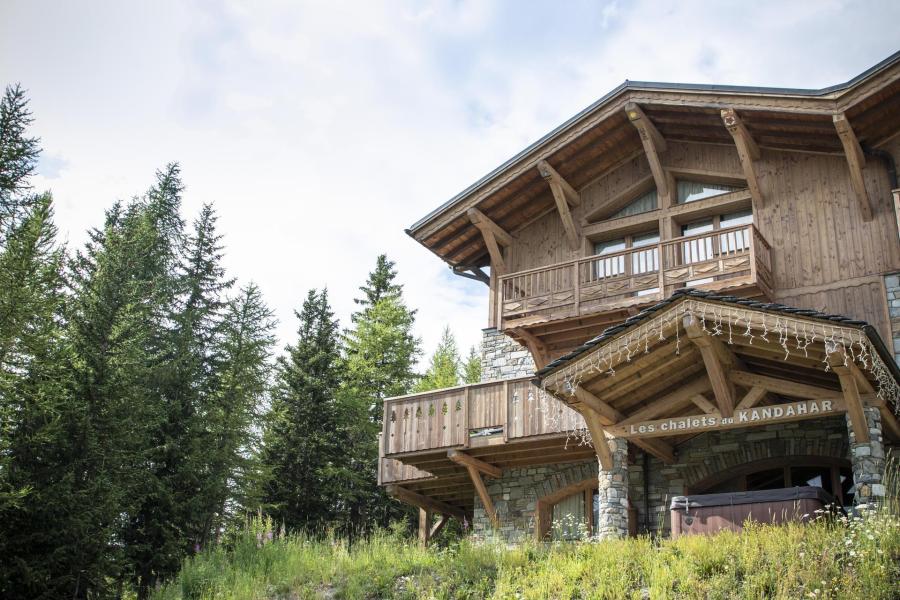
(534, 288, 900, 387)
(407, 51, 900, 269)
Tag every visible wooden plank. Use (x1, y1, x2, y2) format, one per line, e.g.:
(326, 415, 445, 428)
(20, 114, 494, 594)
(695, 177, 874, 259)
(512, 327, 549, 370)
(831, 365, 870, 443)
(429, 514, 450, 539)
(466, 465, 499, 527)
(547, 177, 581, 250)
(683, 315, 736, 417)
(833, 113, 872, 221)
(607, 397, 847, 439)
(625, 102, 668, 201)
(447, 449, 502, 478)
(386, 485, 466, 519)
(721, 108, 764, 207)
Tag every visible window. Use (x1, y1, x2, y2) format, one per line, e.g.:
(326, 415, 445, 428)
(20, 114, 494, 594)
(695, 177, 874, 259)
(680, 209, 754, 287)
(593, 238, 626, 278)
(677, 180, 741, 204)
(591, 232, 660, 297)
(611, 188, 658, 219)
(551, 491, 587, 540)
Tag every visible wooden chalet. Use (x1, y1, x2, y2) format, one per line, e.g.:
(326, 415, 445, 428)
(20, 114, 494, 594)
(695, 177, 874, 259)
(381, 52, 900, 544)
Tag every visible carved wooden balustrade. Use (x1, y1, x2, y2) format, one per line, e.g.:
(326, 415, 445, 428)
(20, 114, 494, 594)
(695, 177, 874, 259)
(378, 377, 585, 484)
(498, 224, 772, 327)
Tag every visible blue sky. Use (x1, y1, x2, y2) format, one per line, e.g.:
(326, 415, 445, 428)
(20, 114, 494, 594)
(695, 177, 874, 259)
(1, 0, 898, 363)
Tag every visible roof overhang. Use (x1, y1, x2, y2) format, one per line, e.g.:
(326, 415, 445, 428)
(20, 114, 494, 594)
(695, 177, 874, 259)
(534, 290, 900, 451)
(408, 51, 900, 270)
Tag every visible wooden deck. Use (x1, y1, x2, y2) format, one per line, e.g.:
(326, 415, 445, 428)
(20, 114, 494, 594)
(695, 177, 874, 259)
(498, 224, 772, 331)
(379, 377, 587, 486)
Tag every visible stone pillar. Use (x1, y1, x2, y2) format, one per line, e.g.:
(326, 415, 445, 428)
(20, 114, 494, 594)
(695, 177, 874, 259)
(594, 435, 630, 538)
(885, 272, 900, 365)
(847, 407, 886, 505)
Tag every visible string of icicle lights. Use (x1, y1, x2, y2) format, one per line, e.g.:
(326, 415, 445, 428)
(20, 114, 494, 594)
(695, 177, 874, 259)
(539, 298, 900, 417)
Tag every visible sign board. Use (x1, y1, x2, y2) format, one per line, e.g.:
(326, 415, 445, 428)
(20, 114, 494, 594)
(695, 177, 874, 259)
(606, 398, 846, 439)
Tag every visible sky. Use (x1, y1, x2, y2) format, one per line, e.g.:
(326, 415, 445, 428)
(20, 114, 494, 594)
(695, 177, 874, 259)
(1, 1, 898, 365)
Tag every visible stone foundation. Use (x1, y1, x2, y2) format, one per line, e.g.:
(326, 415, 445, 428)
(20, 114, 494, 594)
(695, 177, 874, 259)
(480, 327, 535, 382)
(848, 407, 887, 503)
(886, 272, 900, 365)
(595, 436, 630, 538)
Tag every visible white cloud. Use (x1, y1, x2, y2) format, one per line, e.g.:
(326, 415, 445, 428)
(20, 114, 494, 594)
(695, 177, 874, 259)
(2, 0, 897, 366)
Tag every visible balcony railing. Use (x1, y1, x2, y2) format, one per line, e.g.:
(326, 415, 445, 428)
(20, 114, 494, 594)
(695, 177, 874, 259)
(378, 377, 585, 483)
(498, 224, 772, 326)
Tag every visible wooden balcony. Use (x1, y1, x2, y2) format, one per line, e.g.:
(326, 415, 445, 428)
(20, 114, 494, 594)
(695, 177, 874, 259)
(497, 225, 773, 350)
(378, 377, 587, 487)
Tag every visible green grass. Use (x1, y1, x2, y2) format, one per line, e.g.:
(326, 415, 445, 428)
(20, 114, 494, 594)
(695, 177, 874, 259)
(151, 506, 900, 600)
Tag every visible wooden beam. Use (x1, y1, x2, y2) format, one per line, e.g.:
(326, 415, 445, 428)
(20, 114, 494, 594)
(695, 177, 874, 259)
(429, 514, 450, 539)
(465, 465, 499, 527)
(690, 393, 718, 415)
(467, 208, 509, 275)
(619, 377, 713, 425)
(683, 315, 735, 417)
(538, 162, 581, 250)
(632, 438, 676, 464)
(833, 113, 873, 221)
(418, 507, 433, 546)
(729, 371, 841, 400)
(625, 102, 668, 200)
(573, 386, 625, 425)
(826, 351, 870, 444)
(448, 449, 502, 479)
(386, 485, 465, 519)
(512, 327, 549, 370)
(452, 265, 490, 285)
(583, 411, 613, 470)
(735, 386, 767, 410)
(721, 108, 764, 208)
(537, 160, 580, 206)
(466, 207, 512, 246)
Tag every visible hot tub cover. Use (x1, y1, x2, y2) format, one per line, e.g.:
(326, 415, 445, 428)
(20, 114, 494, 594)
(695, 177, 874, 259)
(670, 486, 836, 509)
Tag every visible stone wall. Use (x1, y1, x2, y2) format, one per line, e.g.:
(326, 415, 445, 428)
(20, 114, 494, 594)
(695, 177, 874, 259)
(480, 327, 535, 382)
(886, 272, 900, 365)
(628, 415, 850, 537)
(472, 460, 596, 543)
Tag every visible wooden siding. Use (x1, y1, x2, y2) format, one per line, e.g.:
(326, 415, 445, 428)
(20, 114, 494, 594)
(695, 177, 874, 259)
(497, 140, 900, 343)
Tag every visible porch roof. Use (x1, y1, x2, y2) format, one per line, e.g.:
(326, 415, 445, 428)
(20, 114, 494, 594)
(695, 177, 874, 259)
(534, 289, 900, 457)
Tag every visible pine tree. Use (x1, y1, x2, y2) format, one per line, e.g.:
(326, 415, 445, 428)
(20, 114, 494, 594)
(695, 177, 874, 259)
(416, 326, 462, 391)
(463, 344, 482, 384)
(262, 289, 344, 531)
(351, 254, 403, 319)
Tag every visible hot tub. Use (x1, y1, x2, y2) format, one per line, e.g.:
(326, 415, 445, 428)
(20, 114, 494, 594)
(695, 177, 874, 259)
(669, 486, 836, 538)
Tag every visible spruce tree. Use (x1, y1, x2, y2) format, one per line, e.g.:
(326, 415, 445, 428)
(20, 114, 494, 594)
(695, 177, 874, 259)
(463, 344, 482, 384)
(0, 83, 41, 241)
(340, 256, 421, 532)
(416, 326, 461, 391)
(205, 284, 276, 533)
(262, 289, 344, 531)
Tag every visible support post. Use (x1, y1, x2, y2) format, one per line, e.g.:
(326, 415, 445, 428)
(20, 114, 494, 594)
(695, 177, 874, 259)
(847, 406, 886, 505)
(418, 507, 433, 546)
(594, 435, 630, 539)
(721, 108, 765, 208)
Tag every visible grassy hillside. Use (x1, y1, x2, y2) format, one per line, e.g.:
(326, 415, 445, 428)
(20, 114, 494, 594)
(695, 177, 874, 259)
(151, 506, 900, 600)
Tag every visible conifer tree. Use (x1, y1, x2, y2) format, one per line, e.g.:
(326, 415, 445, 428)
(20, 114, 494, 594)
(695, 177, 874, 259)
(0, 83, 41, 241)
(416, 326, 461, 391)
(262, 289, 344, 531)
(340, 255, 421, 531)
(204, 283, 276, 534)
(463, 344, 482, 384)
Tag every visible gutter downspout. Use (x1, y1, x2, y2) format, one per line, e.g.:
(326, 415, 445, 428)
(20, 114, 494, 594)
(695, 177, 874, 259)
(643, 450, 651, 535)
